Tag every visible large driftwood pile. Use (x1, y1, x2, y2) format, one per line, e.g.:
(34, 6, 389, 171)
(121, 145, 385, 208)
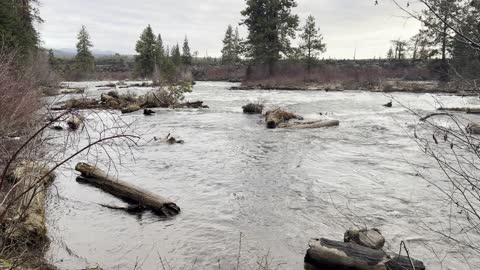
(305, 229, 425, 270)
(52, 90, 207, 114)
(75, 163, 180, 217)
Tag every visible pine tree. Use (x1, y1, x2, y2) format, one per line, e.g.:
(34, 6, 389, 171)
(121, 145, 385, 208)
(74, 25, 95, 77)
(155, 34, 165, 62)
(221, 25, 235, 64)
(241, 0, 299, 75)
(233, 27, 242, 63)
(409, 29, 434, 61)
(222, 25, 242, 64)
(134, 25, 157, 78)
(299, 15, 326, 71)
(172, 44, 182, 66)
(422, 0, 462, 80)
(0, 0, 41, 58)
(48, 49, 56, 66)
(451, 1, 480, 79)
(182, 36, 193, 66)
(387, 47, 394, 60)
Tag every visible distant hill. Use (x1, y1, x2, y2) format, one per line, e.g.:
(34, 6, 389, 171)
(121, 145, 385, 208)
(52, 48, 119, 58)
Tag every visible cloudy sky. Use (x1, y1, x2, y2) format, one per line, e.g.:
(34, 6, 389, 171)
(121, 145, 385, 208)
(37, 0, 421, 59)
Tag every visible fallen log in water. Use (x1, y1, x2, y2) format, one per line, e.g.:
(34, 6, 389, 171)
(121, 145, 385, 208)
(278, 120, 339, 129)
(437, 107, 480, 114)
(75, 163, 180, 217)
(121, 104, 141, 114)
(265, 109, 303, 129)
(305, 238, 425, 270)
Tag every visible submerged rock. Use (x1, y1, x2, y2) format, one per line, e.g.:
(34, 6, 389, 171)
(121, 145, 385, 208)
(143, 109, 155, 116)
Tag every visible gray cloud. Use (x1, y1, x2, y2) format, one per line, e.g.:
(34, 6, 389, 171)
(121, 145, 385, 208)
(38, 0, 420, 59)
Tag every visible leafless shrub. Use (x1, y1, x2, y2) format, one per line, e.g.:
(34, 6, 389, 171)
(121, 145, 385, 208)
(0, 53, 41, 139)
(411, 109, 480, 256)
(146, 82, 193, 107)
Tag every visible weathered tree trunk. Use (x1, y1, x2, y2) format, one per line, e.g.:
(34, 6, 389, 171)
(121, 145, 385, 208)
(265, 109, 302, 129)
(75, 163, 180, 217)
(437, 107, 480, 114)
(279, 120, 339, 129)
(121, 104, 141, 114)
(305, 238, 425, 270)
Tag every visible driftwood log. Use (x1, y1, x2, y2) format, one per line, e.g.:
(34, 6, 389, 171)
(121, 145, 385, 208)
(265, 109, 303, 128)
(121, 104, 141, 114)
(305, 238, 425, 270)
(437, 107, 480, 114)
(75, 163, 180, 217)
(278, 120, 340, 129)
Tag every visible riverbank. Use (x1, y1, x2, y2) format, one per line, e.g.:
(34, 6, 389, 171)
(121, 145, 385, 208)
(231, 79, 476, 95)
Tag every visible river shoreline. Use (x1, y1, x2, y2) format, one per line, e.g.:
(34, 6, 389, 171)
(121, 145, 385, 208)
(230, 80, 477, 96)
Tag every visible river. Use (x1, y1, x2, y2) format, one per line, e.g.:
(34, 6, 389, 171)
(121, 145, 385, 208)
(46, 81, 480, 269)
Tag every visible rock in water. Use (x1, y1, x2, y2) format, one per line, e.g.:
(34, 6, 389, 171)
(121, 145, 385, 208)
(344, 228, 385, 250)
(143, 109, 155, 116)
(67, 115, 83, 130)
(242, 103, 264, 114)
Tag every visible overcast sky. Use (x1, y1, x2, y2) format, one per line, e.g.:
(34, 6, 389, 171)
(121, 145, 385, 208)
(37, 0, 421, 59)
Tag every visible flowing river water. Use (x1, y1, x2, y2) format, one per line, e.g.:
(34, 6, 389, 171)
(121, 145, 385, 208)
(46, 81, 480, 270)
